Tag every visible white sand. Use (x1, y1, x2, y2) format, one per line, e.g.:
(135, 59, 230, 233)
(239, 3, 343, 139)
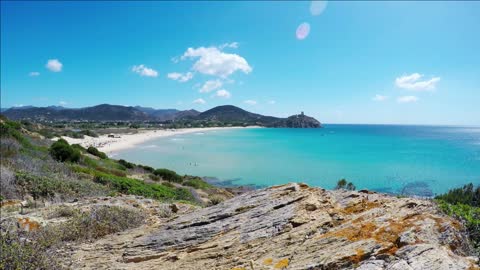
(58, 126, 259, 155)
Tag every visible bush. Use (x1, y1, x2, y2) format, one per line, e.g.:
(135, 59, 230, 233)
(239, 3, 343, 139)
(208, 195, 225, 206)
(49, 139, 80, 163)
(118, 159, 135, 169)
(15, 171, 108, 202)
(153, 168, 183, 183)
(71, 144, 86, 152)
(0, 229, 63, 270)
(184, 178, 212, 190)
(436, 183, 480, 207)
(77, 166, 194, 202)
(140, 165, 155, 173)
(58, 205, 145, 241)
(437, 200, 480, 255)
(335, 179, 356, 191)
(87, 146, 107, 159)
(436, 183, 480, 256)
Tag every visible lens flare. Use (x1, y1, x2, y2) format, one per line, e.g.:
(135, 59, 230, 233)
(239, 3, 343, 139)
(310, 1, 328, 16)
(296, 22, 310, 40)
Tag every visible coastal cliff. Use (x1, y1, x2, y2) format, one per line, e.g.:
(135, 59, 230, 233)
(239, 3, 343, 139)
(56, 183, 478, 269)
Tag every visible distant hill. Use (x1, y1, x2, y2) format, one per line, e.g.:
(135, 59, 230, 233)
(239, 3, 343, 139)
(2, 104, 321, 127)
(133, 106, 180, 120)
(186, 105, 321, 128)
(3, 104, 150, 121)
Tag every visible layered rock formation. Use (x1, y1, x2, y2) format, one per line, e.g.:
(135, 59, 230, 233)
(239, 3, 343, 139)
(66, 184, 478, 269)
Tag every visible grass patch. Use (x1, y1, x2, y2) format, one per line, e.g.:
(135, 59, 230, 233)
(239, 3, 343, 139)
(184, 178, 213, 190)
(73, 166, 195, 202)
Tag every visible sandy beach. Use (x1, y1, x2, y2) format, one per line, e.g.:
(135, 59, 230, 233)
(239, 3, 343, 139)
(58, 126, 259, 155)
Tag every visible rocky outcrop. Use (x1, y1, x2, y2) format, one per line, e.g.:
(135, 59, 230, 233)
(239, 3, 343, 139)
(65, 184, 478, 269)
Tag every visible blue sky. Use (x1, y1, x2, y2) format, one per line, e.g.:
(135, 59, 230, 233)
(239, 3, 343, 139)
(1, 1, 479, 125)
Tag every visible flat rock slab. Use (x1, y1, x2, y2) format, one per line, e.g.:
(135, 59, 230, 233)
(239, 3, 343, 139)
(68, 183, 479, 270)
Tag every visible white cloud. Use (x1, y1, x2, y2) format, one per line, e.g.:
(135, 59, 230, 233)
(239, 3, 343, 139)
(395, 73, 440, 91)
(193, 98, 206, 104)
(268, 100, 276, 104)
(180, 46, 252, 78)
(132, 64, 158, 77)
(29, 71, 40, 77)
(199, 80, 223, 93)
(372, 95, 388, 101)
(219, 42, 239, 49)
(244, 100, 257, 105)
(46, 59, 62, 72)
(59, 101, 68, 106)
(13, 104, 25, 107)
(167, 72, 193, 82)
(215, 89, 231, 99)
(397, 95, 419, 103)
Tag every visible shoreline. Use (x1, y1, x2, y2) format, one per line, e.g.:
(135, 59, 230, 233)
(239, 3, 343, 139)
(58, 126, 261, 155)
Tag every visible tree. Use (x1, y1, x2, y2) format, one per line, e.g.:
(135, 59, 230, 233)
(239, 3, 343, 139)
(335, 179, 347, 190)
(49, 139, 80, 163)
(346, 182, 356, 191)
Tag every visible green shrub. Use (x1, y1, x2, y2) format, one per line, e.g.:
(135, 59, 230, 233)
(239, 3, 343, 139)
(437, 200, 480, 254)
(436, 183, 480, 207)
(58, 205, 145, 241)
(208, 195, 225, 206)
(153, 168, 182, 183)
(0, 229, 63, 270)
(15, 172, 108, 201)
(335, 179, 347, 189)
(0, 120, 32, 148)
(140, 165, 155, 173)
(49, 139, 80, 163)
(87, 146, 107, 159)
(118, 159, 135, 169)
(76, 166, 194, 202)
(335, 179, 356, 191)
(184, 178, 212, 190)
(436, 183, 480, 256)
(71, 144, 86, 152)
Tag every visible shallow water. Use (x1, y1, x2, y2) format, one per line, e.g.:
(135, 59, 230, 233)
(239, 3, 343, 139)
(115, 125, 480, 196)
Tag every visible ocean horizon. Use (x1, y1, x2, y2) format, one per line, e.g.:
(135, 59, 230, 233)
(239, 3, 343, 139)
(115, 124, 480, 197)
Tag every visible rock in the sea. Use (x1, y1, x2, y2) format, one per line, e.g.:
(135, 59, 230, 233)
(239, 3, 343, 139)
(66, 183, 479, 270)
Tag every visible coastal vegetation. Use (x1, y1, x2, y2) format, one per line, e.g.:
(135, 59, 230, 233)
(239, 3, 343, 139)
(335, 179, 356, 191)
(0, 116, 233, 269)
(436, 183, 480, 255)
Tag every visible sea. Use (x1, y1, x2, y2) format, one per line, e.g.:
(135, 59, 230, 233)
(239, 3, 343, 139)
(114, 125, 480, 196)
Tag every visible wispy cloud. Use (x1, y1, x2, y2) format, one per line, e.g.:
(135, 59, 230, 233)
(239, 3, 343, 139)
(29, 71, 40, 77)
(167, 72, 193, 82)
(132, 64, 158, 77)
(219, 42, 239, 49)
(372, 94, 388, 101)
(397, 95, 419, 103)
(244, 100, 257, 105)
(193, 98, 206, 104)
(199, 80, 223, 93)
(395, 73, 440, 91)
(59, 101, 68, 106)
(268, 100, 276, 104)
(215, 89, 231, 99)
(46, 59, 62, 72)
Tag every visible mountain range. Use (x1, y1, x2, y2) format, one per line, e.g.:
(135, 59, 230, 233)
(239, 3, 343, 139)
(2, 104, 321, 128)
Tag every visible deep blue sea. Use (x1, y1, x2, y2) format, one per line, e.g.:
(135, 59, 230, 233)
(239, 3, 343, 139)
(114, 125, 480, 196)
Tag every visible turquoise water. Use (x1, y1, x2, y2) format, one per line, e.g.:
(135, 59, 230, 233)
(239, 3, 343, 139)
(114, 125, 480, 196)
